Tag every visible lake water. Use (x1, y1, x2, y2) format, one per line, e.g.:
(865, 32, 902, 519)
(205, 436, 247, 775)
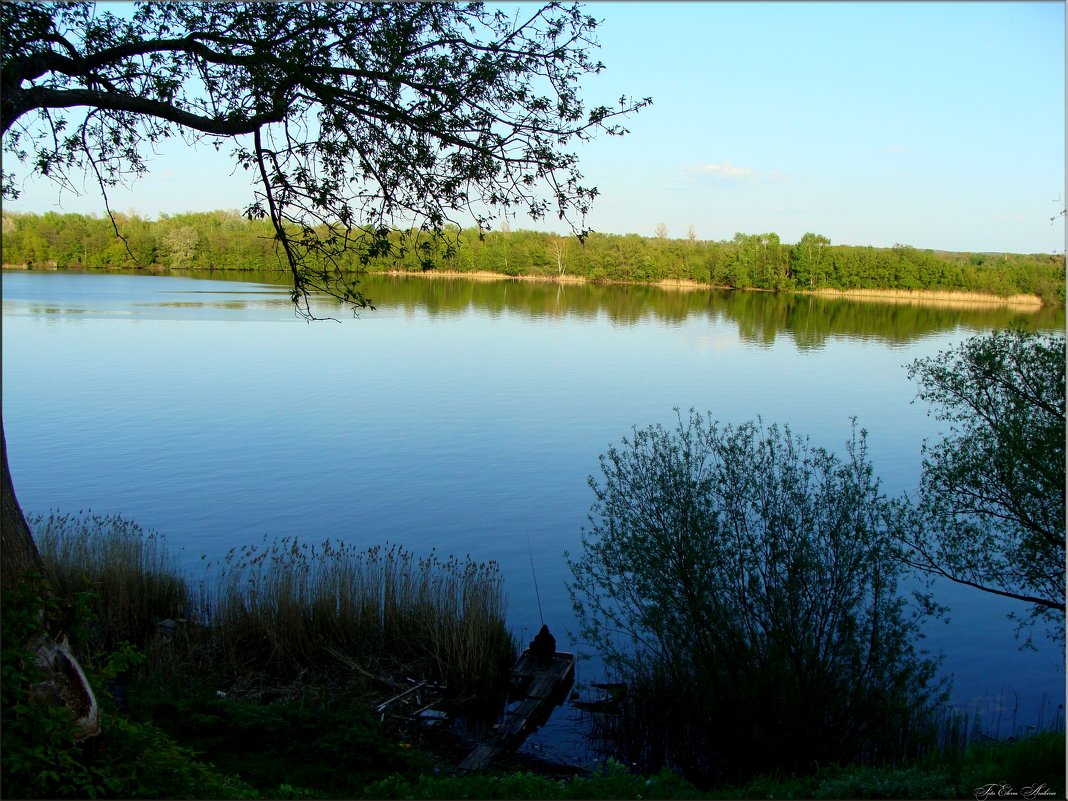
(2, 269, 1064, 766)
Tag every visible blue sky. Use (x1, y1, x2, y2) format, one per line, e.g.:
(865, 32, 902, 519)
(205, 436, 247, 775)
(5, 1, 1065, 253)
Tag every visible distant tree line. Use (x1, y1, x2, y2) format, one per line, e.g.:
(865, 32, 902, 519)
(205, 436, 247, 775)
(2, 211, 1064, 304)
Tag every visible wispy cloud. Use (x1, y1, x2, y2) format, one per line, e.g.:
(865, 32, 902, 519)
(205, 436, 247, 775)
(685, 161, 784, 181)
(693, 160, 754, 178)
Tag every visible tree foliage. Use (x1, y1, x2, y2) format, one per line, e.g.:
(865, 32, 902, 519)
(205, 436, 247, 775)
(904, 329, 1066, 642)
(1, 1, 649, 313)
(567, 412, 942, 786)
(4, 210, 1065, 303)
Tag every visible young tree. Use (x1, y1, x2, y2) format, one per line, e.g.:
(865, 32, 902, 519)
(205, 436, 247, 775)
(792, 231, 830, 289)
(1, 0, 647, 735)
(547, 234, 569, 277)
(567, 411, 942, 785)
(903, 329, 1066, 643)
(161, 224, 199, 268)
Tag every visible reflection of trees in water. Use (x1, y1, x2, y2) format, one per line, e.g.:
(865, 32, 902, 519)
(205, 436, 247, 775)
(168, 269, 1065, 346)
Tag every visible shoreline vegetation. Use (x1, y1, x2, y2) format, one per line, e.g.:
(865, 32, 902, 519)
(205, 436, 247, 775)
(1, 261, 1048, 310)
(383, 269, 1048, 308)
(4, 511, 1063, 799)
(2, 209, 1063, 307)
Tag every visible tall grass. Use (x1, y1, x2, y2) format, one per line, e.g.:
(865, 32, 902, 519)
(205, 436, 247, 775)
(202, 537, 516, 695)
(32, 514, 516, 702)
(33, 511, 191, 652)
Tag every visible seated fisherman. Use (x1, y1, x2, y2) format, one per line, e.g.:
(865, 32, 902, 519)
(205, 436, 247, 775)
(529, 624, 556, 663)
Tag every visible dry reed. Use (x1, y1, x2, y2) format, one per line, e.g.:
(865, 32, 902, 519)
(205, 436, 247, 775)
(33, 514, 516, 700)
(201, 538, 516, 694)
(34, 511, 191, 651)
(807, 287, 1044, 308)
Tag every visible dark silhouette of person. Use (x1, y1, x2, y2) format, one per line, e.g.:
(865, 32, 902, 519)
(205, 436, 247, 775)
(529, 624, 556, 663)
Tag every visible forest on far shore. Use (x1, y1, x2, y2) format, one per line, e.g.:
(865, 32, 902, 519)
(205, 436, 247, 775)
(2, 210, 1064, 304)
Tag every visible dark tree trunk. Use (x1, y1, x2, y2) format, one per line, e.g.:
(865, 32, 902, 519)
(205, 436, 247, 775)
(1, 423, 43, 594)
(1, 421, 100, 740)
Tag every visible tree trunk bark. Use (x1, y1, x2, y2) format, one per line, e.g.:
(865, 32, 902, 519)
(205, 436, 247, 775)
(1, 423, 43, 594)
(1, 421, 100, 740)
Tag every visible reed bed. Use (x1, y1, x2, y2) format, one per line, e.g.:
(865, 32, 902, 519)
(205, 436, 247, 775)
(808, 287, 1044, 308)
(31, 515, 516, 701)
(201, 537, 516, 695)
(33, 511, 191, 652)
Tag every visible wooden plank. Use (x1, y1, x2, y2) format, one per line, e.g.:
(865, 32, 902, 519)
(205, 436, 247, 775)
(458, 742, 501, 772)
(374, 680, 427, 713)
(458, 651, 576, 772)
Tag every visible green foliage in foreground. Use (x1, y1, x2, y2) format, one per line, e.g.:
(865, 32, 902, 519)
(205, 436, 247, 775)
(5, 520, 1064, 799)
(362, 733, 1066, 800)
(0, 576, 257, 799)
(715, 731, 1066, 800)
(3, 210, 1064, 303)
(128, 689, 431, 798)
(364, 762, 701, 799)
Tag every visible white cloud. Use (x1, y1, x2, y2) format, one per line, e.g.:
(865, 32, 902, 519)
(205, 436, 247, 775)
(684, 161, 785, 182)
(689, 160, 755, 178)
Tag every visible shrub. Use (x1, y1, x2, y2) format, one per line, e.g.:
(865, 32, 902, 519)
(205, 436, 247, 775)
(363, 761, 701, 799)
(0, 575, 255, 799)
(130, 690, 431, 796)
(567, 411, 944, 786)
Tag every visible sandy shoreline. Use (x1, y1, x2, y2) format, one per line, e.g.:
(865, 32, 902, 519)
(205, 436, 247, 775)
(382, 269, 1047, 308)
(4, 263, 1050, 309)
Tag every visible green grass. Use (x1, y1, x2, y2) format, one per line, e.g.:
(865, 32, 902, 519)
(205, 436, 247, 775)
(127, 688, 432, 798)
(711, 732, 1066, 800)
(363, 761, 702, 799)
(358, 734, 1066, 800)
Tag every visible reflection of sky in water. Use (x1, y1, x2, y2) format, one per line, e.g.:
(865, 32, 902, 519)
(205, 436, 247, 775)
(3, 272, 294, 321)
(2, 270, 1063, 764)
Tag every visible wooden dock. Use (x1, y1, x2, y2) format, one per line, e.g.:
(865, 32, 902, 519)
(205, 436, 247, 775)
(458, 650, 576, 772)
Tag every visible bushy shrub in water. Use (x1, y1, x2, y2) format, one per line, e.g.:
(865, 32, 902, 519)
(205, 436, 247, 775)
(567, 411, 944, 786)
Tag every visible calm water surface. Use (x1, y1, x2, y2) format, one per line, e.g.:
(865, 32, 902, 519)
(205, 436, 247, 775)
(3, 269, 1064, 765)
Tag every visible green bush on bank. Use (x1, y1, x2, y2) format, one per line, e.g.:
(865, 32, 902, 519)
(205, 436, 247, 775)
(0, 575, 258, 799)
(715, 731, 1065, 800)
(127, 689, 432, 797)
(363, 761, 701, 799)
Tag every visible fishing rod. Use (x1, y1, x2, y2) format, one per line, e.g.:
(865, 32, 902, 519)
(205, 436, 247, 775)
(526, 531, 544, 626)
